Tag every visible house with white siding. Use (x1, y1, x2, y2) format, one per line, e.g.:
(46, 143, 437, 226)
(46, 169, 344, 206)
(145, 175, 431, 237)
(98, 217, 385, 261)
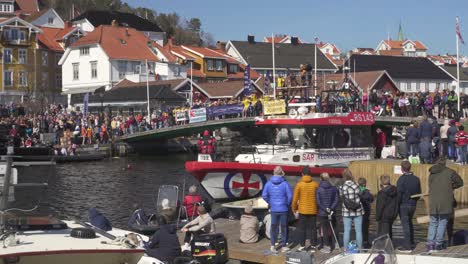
(59, 24, 186, 106)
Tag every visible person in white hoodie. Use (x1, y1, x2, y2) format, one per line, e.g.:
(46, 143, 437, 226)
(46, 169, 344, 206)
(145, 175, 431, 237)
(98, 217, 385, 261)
(440, 119, 450, 158)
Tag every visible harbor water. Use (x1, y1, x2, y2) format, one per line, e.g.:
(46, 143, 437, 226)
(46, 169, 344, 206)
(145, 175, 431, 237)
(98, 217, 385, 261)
(11, 154, 468, 244)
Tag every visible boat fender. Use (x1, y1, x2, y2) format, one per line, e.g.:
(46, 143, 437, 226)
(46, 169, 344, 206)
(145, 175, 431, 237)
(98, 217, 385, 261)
(289, 109, 298, 119)
(70, 227, 96, 239)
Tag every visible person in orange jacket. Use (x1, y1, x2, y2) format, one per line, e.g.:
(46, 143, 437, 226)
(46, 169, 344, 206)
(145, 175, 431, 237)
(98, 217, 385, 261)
(292, 165, 319, 251)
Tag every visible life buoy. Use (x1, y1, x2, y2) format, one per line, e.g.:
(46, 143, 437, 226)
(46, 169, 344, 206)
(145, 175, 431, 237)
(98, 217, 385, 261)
(289, 109, 298, 118)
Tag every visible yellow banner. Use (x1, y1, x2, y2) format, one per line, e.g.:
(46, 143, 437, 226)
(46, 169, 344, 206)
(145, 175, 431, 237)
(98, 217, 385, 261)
(263, 100, 286, 115)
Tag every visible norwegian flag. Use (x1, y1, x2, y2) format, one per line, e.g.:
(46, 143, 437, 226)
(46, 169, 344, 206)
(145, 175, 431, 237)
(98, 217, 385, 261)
(457, 17, 465, 45)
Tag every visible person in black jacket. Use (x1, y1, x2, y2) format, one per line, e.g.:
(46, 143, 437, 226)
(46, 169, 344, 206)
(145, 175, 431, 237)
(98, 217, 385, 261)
(376, 175, 399, 239)
(358, 178, 374, 248)
(396, 161, 421, 252)
(145, 216, 181, 262)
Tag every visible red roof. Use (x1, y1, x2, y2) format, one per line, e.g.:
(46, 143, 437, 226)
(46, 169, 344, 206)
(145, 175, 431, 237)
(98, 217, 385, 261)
(71, 25, 158, 61)
(383, 40, 427, 50)
(182, 46, 226, 59)
(16, 0, 39, 14)
(228, 64, 260, 79)
(152, 42, 177, 63)
(38, 25, 80, 52)
(378, 49, 403, 56)
(317, 42, 340, 54)
(170, 45, 196, 61)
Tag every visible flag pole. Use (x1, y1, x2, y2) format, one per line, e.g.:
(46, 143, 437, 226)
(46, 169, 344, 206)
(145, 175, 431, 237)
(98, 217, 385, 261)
(456, 17, 461, 113)
(272, 33, 276, 99)
(314, 38, 317, 98)
(146, 59, 150, 118)
(190, 61, 193, 107)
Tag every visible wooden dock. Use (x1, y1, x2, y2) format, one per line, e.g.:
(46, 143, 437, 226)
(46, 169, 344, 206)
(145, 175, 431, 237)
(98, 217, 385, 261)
(178, 218, 468, 263)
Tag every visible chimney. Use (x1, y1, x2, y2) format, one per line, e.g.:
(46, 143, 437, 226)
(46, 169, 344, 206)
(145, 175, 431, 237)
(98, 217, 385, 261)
(247, 35, 255, 43)
(216, 41, 226, 50)
(291, 36, 298, 45)
(111, 20, 118, 27)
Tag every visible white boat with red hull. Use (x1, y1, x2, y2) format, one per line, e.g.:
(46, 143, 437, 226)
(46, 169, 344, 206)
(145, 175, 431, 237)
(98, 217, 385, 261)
(186, 111, 376, 201)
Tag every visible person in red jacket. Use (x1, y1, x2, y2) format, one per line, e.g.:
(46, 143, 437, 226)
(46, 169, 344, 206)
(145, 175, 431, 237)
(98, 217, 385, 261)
(455, 125, 468, 164)
(183, 185, 202, 220)
(374, 128, 386, 159)
(197, 130, 216, 159)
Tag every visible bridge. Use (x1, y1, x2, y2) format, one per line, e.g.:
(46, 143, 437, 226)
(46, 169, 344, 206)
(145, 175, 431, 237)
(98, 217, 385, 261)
(118, 115, 429, 149)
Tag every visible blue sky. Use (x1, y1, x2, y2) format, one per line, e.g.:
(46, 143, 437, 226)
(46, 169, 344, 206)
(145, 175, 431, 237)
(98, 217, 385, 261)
(126, 0, 467, 55)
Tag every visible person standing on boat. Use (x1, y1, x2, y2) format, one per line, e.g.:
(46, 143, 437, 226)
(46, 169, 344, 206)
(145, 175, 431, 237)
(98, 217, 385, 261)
(292, 166, 319, 252)
(262, 166, 293, 253)
(183, 185, 203, 219)
(427, 157, 463, 252)
(374, 128, 386, 159)
(396, 161, 421, 252)
(375, 175, 398, 239)
(316, 172, 340, 253)
(197, 130, 216, 160)
(339, 169, 364, 250)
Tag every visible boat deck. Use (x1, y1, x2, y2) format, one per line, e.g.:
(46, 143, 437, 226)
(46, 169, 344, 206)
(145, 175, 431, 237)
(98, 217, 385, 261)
(178, 218, 468, 263)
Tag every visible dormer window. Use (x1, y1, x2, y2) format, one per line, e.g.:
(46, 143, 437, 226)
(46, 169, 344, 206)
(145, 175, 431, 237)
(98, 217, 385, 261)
(80, 47, 90, 56)
(0, 3, 13, 13)
(48, 17, 54, 24)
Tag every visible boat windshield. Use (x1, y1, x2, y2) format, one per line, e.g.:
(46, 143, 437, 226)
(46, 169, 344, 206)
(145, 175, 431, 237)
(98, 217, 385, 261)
(246, 126, 372, 148)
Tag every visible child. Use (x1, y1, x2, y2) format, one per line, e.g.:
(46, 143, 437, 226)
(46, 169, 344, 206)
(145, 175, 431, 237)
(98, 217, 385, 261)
(375, 175, 399, 239)
(358, 178, 374, 248)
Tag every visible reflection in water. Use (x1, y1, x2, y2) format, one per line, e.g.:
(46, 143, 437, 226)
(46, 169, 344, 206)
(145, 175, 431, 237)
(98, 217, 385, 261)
(10, 155, 468, 244)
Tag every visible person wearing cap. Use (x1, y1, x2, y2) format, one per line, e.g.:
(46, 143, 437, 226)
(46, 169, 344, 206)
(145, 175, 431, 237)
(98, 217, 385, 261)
(262, 166, 293, 253)
(240, 205, 260, 243)
(291, 165, 319, 252)
(181, 205, 215, 251)
(426, 157, 463, 252)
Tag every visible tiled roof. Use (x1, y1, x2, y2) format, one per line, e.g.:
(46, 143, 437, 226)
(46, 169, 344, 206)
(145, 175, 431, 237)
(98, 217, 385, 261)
(70, 25, 158, 61)
(170, 46, 196, 61)
(38, 26, 82, 52)
(339, 54, 453, 80)
(383, 40, 427, 50)
(152, 42, 177, 63)
(441, 65, 468, 81)
(182, 46, 226, 59)
(378, 49, 403, 56)
(318, 42, 340, 54)
(72, 10, 162, 32)
(24, 8, 48, 22)
(16, 0, 39, 14)
(316, 71, 396, 92)
(229, 41, 337, 70)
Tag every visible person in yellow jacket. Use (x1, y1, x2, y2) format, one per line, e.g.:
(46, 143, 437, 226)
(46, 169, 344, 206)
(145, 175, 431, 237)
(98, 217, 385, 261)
(292, 165, 319, 252)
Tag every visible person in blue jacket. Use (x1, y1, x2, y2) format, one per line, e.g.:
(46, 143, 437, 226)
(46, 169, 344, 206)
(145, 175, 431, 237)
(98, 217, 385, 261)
(89, 208, 112, 231)
(144, 216, 181, 262)
(262, 166, 292, 253)
(406, 122, 420, 156)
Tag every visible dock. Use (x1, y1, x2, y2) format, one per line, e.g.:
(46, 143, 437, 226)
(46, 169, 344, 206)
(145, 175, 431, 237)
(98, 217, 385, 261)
(178, 218, 468, 263)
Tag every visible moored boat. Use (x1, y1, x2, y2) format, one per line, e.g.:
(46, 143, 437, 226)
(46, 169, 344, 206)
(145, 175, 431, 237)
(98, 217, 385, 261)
(186, 111, 376, 201)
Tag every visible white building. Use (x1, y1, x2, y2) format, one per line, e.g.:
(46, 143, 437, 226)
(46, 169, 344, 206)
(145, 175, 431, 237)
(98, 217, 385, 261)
(376, 39, 428, 57)
(59, 24, 186, 105)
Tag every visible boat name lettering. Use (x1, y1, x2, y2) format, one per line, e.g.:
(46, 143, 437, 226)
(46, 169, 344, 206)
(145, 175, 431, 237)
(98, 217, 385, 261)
(328, 119, 342, 124)
(302, 153, 315, 161)
(195, 242, 211, 246)
(351, 113, 374, 122)
(318, 152, 367, 160)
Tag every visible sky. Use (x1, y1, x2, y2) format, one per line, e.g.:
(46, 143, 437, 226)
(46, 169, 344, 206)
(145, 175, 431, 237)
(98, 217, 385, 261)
(125, 0, 468, 55)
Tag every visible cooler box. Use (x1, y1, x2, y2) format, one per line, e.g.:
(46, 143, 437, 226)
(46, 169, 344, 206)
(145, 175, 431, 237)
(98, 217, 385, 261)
(191, 233, 228, 264)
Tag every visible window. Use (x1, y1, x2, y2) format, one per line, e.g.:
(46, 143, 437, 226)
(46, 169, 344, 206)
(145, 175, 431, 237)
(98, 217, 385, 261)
(215, 60, 223, 71)
(228, 64, 238, 73)
(48, 17, 54, 24)
(72, 63, 79, 80)
(91, 61, 97, 79)
(3, 29, 9, 40)
(133, 62, 141, 74)
(174, 66, 181, 76)
(55, 54, 62, 67)
(206, 60, 214, 71)
(3, 48, 12, 63)
(20, 31, 25, 41)
(18, 49, 27, 64)
(42, 51, 48, 66)
(56, 71, 62, 87)
(118, 61, 126, 79)
(19, 71, 27, 86)
(10, 29, 18, 41)
(80, 47, 90, 56)
(0, 4, 12, 13)
(42, 72, 48, 87)
(4, 71, 12, 86)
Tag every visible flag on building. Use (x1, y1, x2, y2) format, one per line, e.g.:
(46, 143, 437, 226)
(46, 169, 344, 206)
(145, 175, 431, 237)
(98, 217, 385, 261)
(244, 64, 252, 96)
(264, 71, 271, 94)
(457, 16, 465, 45)
(83, 92, 89, 116)
(314, 37, 318, 44)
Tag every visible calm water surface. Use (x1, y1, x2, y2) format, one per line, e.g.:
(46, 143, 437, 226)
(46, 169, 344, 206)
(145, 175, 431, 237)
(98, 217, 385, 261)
(11, 155, 468, 244)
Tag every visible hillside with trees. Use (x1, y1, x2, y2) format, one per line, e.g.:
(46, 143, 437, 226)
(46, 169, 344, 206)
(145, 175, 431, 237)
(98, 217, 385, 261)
(40, 0, 214, 46)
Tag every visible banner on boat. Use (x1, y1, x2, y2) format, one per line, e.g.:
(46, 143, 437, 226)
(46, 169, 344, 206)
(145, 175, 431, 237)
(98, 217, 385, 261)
(207, 104, 243, 118)
(263, 100, 286, 115)
(189, 108, 207, 123)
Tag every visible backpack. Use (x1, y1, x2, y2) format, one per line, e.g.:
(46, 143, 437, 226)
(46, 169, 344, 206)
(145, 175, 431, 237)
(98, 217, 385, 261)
(343, 186, 361, 211)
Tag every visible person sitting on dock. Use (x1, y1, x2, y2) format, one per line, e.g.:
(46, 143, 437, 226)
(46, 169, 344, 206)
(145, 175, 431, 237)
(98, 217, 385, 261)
(427, 157, 464, 252)
(262, 166, 293, 253)
(181, 205, 215, 251)
(183, 185, 203, 219)
(145, 216, 181, 262)
(239, 205, 260, 244)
